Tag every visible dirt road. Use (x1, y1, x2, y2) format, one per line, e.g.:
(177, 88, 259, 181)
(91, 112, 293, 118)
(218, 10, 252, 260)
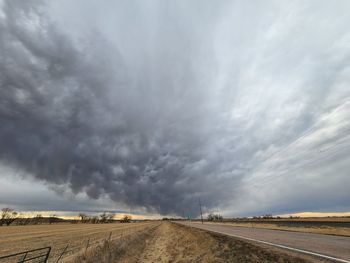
(179, 222, 350, 262)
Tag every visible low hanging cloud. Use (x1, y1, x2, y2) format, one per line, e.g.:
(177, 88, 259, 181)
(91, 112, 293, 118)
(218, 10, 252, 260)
(0, 0, 234, 215)
(0, 0, 350, 216)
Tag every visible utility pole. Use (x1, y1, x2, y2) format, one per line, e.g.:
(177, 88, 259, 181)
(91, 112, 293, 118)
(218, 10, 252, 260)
(199, 199, 204, 224)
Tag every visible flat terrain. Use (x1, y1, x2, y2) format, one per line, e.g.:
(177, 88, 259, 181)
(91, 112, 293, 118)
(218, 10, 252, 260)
(2, 221, 346, 262)
(180, 221, 350, 262)
(0, 222, 155, 262)
(71, 222, 325, 262)
(135, 222, 316, 263)
(212, 219, 350, 236)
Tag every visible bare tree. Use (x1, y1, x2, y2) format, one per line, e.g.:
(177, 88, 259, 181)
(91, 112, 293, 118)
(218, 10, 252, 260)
(121, 214, 132, 223)
(207, 213, 223, 222)
(33, 214, 43, 225)
(19, 217, 31, 226)
(99, 212, 108, 223)
(79, 213, 89, 223)
(49, 214, 58, 224)
(106, 213, 115, 223)
(1, 208, 18, 226)
(90, 216, 99, 224)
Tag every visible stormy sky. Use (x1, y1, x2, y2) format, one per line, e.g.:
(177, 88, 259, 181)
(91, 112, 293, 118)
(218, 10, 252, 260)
(0, 0, 350, 217)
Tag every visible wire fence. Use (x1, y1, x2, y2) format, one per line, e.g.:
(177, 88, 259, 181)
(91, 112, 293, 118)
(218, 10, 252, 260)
(0, 223, 158, 263)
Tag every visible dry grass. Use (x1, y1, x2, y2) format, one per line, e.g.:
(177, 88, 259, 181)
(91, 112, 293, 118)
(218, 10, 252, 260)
(1, 221, 341, 262)
(205, 221, 350, 236)
(68, 224, 159, 263)
(0, 222, 156, 262)
(148, 222, 318, 263)
(270, 217, 350, 222)
(73, 222, 324, 263)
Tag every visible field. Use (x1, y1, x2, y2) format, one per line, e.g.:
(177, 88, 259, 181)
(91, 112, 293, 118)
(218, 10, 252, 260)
(209, 217, 350, 236)
(0, 221, 329, 262)
(0, 222, 155, 262)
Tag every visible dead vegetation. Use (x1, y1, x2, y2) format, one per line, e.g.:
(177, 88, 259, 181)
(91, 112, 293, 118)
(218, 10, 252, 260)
(69, 222, 323, 263)
(68, 224, 159, 263)
(0, 221, 335, 262)
(0, 221, 155, 261)
(0, 208, 18, 226)
(205, 221, 350, 237)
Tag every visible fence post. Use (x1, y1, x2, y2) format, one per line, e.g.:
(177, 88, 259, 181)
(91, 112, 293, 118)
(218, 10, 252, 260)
(85, 238, 90, 251)
(19, 251, 28, 263)
(43, 247, 51, 263)
(55, 244, 69, 263)
(108, 231, 112, 241)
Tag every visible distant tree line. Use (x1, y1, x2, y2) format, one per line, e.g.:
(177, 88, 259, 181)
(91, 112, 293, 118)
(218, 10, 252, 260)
(0, 207, 135, 226)
(78, 213, 132, 223)
(252, 214, 300, 220)
(253, 214, 275, 219)
(0, 207, 63, 226)
(207, 213, 223, 221)
(78, 212, 115, 224)
(0, 208, 18, 226)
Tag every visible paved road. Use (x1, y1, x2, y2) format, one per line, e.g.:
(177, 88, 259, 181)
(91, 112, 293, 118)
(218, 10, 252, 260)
(178, 222, 350, 262)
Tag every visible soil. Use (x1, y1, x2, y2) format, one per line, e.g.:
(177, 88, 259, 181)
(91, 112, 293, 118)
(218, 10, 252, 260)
(0, 222, 154, 262)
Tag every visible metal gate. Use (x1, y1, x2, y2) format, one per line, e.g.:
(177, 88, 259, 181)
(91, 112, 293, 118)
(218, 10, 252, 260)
(0, 247, 51, 263)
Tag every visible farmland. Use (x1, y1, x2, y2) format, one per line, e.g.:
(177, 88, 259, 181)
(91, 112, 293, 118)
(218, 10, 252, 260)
(206, 217, 350, 236)
(0, 221, 155, 262)
(0, 221, 333, 262)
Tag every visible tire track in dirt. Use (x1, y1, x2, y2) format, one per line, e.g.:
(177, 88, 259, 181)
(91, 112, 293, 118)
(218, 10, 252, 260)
(137, 222, 173, 262)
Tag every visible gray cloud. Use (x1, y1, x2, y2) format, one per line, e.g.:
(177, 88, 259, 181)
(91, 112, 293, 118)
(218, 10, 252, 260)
(0, 0, 234, 216)
(0, 0, 350, 216)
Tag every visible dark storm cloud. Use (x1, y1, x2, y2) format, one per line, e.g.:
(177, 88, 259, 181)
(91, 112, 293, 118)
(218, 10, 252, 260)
(1, 0, 350, 216)
(0, 0, 235, 215)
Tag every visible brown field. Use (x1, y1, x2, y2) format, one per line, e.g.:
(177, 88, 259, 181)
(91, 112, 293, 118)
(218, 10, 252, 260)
(0, 221, 338, 262)
(244, 217, 350, 222)
(205, 218, 350, 236)
(70, 222, 324, 263)
(0, 221, 156, 262)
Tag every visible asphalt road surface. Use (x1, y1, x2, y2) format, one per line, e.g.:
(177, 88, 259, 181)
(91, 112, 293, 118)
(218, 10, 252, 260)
(178, 222, 350, 262)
